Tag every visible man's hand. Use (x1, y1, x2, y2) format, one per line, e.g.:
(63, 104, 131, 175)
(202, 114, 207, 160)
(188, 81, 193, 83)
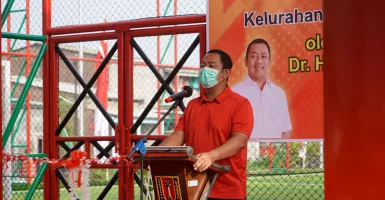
(192, 132, 248, 172)
(193, 152, 217, 172)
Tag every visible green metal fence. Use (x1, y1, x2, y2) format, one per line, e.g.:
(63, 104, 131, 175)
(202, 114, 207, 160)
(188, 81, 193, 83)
(2, 0, 47, 199)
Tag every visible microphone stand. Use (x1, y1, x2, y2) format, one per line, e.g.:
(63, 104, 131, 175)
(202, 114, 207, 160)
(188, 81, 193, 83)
(126, 100, 181, 200)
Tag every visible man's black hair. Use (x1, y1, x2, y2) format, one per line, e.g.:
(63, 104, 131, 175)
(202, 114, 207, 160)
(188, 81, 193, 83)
(207, 49, 233, 70)
(245, 38, 271, 60)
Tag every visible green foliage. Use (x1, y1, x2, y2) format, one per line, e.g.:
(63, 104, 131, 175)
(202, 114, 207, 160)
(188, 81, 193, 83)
(247, 142, 323, 172)
(58, 93, 74, 137)
(11, 182, 43, 191)
(89, 169, 118, 186)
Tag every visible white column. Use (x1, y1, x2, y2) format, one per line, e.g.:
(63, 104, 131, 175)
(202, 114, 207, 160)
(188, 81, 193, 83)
(2, 60, 12, 199)
(77, 0, 84, 138)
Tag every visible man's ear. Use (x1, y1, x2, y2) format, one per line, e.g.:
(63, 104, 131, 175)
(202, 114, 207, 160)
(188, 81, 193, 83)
(224, 69, 231, 79)
(244, 57, 248, 67)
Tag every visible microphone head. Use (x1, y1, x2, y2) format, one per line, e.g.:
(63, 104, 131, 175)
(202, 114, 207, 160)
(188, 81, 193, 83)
(183, 86, 193, 97)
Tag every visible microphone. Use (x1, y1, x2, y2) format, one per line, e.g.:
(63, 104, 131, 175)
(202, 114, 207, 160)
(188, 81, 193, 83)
(165, 86, 193, 103)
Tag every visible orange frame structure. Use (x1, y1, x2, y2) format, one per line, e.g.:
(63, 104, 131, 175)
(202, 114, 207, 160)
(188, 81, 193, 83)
(3, 0, 385, 200)
(42, 1, 206, 199)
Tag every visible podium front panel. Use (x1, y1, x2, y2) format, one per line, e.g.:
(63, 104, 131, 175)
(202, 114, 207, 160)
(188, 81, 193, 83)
(133, 146, 230, 200)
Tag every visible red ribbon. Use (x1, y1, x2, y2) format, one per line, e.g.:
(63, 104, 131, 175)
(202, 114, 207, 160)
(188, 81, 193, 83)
(2, 152, 11, 169)
(2, 151, 122, 188)
(2, 151, 119, 166)
(50, 150, 88, 188)
(77, 170, 82, 187)
(17, 154, 29, 161)
(2, 152, 11, 162)
(51, 150, 88, 169)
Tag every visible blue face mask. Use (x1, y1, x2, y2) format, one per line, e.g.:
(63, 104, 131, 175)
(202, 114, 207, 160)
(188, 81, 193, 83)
(199, 67, 223, 88)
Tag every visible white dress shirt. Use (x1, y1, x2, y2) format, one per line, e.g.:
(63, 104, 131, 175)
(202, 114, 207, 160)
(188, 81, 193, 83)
(232, 76, 292, 139)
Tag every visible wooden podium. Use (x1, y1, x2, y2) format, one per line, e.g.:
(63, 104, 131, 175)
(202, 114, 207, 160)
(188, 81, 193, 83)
(134, 146, 230, 200)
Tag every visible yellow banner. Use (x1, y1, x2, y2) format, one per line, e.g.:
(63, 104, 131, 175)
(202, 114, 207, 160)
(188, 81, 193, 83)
(208, 0, 323, 140)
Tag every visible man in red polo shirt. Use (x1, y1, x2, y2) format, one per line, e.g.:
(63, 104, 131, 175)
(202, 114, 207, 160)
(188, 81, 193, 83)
(160, 49, 254, 199)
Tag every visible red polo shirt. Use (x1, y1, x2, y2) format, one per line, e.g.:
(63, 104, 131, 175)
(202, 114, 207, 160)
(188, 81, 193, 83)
(175, 86, 254, 199)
